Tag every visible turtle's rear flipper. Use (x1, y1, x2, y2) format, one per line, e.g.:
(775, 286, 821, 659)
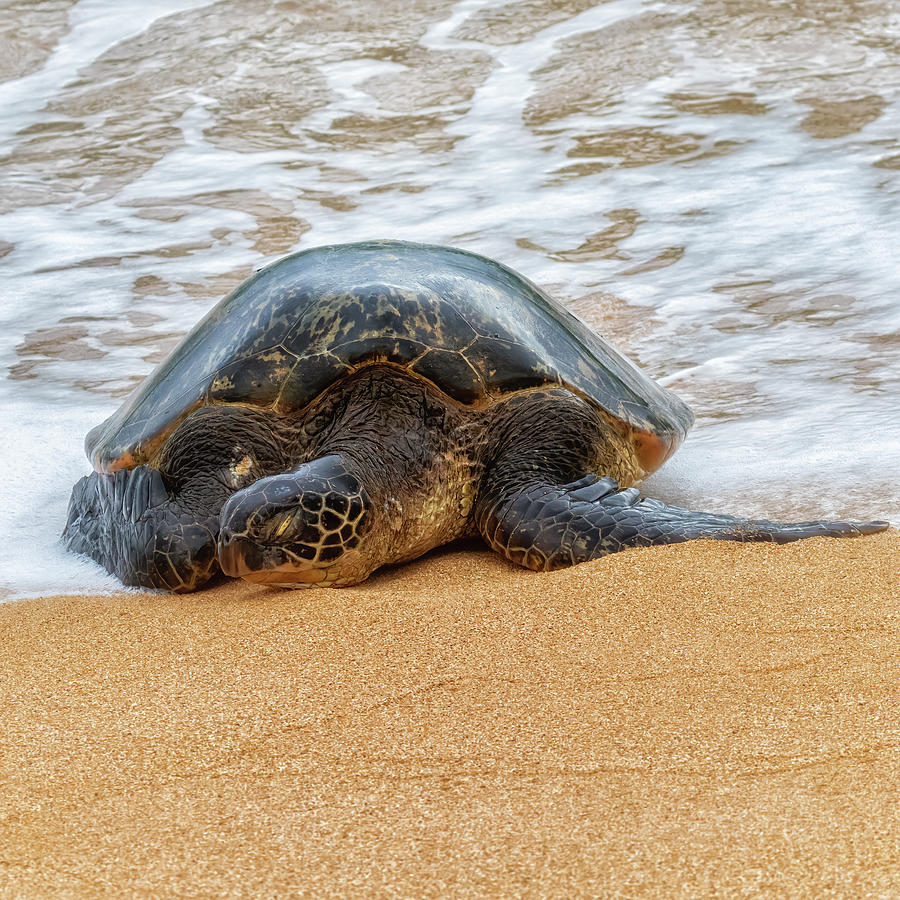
(476, 474, 890, 572)
(62, 467, 220, 591)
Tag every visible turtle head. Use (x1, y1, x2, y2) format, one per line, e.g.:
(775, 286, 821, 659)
(217, 454, 377, 587)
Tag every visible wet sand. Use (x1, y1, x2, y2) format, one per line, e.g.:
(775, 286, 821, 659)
(1, 533, 898, 897)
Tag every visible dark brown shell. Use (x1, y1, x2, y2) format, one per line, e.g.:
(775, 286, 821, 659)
(87, 240, 693, 473)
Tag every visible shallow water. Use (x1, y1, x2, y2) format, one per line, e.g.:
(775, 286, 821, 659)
(1, 0, 898, 598)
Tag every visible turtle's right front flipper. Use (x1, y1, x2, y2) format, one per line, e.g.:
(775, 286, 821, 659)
(62, 467, 220, 591)
(476, 474, 890, 572)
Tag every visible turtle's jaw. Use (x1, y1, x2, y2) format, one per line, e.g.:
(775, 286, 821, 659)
(218, 535, 371, 588)
(218, 537, 331, 586)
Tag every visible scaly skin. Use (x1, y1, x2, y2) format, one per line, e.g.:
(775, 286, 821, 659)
(474, 390, 888, 570)
(63, 405, 290, 591)
(63, 466, 219, 592)
(476, 472, 887, 572)
(64, 367, 890, 590)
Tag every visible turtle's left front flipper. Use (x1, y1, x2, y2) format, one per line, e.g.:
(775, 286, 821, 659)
(476, 474, 890, 572)
(62, 466, 220, 591)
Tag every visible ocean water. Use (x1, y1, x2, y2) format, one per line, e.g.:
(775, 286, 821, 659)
(1, 0, 897, 599)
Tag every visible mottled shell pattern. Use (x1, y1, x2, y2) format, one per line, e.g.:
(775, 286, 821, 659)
(87, 241, 694, 474)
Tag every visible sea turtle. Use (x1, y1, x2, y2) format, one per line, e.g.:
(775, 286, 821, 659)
(63, 240, 888, 591)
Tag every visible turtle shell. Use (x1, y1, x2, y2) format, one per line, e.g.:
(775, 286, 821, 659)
(87, 240, 694, 475)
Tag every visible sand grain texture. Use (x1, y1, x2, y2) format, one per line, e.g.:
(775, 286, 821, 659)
(1, 534, 898, 897)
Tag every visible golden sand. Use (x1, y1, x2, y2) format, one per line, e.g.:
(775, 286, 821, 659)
(1, 533, 898, 897)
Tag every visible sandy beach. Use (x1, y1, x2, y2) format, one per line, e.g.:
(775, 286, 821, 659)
(1, 532, 897, 897)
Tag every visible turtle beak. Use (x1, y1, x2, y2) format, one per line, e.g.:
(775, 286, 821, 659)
(217, 532, 252, 577)
(217, 527, 277, 577)
(217, 530, 327, 584)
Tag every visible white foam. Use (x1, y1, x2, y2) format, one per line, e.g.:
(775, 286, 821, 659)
(0, 396, 136, 599)
(0, 0, 220, 152)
